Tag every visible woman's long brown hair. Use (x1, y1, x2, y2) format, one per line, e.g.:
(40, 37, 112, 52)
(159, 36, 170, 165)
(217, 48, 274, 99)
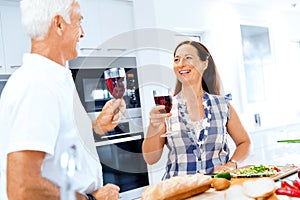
(173, 40, 221, 96)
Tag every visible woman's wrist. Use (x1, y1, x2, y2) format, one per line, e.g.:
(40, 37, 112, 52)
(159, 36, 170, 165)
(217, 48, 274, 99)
(227, 159, 238, 169)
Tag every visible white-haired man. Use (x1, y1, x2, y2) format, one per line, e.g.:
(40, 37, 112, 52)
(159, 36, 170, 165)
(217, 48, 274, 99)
(0, 0, 124, 199)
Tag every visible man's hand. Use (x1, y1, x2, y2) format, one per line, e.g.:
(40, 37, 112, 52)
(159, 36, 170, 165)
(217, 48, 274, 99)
(92, 183, 120, 200)
(93, 98, 126, 135)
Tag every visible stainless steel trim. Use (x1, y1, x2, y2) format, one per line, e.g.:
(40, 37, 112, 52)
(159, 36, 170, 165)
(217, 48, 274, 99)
(107, 48, 126, 52)
(10, 65, 21, 69)
(95, 135, 142, 146)
(79, 48, 101, 51)
(68, 56, 137, 69)
(100, 132, 133, 139)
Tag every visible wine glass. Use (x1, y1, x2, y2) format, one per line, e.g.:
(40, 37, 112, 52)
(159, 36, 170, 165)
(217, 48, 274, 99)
(104, 68, 126, 123)
(104, 68, 126, 99)
(153, 88, 175, 137)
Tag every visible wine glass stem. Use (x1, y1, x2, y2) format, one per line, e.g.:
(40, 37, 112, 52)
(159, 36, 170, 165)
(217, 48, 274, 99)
(165, 117, 171, 133)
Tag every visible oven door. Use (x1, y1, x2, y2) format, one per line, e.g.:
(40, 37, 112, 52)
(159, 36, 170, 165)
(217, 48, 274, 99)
(0, 74, 10, 98)
(95, 132, 149, 199)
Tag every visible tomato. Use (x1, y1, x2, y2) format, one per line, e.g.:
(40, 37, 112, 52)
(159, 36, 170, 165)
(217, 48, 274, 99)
(273, 166, 281, 172)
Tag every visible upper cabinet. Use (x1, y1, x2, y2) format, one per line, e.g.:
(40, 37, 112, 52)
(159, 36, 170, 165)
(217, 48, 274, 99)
(0, 3, 30, 74)
(78, 0, 134, 56)
(0, 11, 5, 74)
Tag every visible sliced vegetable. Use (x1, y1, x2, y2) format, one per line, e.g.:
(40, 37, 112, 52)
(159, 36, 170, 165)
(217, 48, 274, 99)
(214, 172, 231, 180)
(273, 166, 281, 172)
(236, 164, 278, 176)
(275, 187, 300, 197)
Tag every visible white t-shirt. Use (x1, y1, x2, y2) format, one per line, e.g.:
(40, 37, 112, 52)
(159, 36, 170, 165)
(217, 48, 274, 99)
(0, 53, 103, 200)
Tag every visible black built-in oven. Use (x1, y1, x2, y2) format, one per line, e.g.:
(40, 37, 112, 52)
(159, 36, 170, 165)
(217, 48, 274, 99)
(0, 74, 10, 98)
(69, 56, 149, 199)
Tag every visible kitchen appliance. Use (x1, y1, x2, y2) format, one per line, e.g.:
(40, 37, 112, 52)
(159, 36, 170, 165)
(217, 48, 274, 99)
(0, 74, 10, 98)
(69, 56, 149, 200)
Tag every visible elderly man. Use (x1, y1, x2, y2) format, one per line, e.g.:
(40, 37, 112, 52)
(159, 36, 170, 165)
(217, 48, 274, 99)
(0, 0, 124, 199)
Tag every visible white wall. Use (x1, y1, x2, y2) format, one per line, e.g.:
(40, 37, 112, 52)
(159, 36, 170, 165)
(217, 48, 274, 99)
(142, 0, 300, 129)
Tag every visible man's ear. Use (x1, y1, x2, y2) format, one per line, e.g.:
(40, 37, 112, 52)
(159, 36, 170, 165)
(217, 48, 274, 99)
(52, 15, 64, 36)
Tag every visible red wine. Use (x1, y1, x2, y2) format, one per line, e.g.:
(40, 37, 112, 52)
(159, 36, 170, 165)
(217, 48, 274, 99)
(154, 95, 172, 113)
(105, 77, 126, 98)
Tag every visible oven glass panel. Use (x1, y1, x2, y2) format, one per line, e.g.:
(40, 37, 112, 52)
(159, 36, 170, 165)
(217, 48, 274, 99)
(0, 80, 8, 98)
(96, 137, 149, 193)
(72, 68, 140, 113)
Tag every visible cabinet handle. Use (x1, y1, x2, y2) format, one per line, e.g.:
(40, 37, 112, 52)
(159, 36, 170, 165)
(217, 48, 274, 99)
(79, 48, 101, 51)
(10, 65, 21, 69)
(107, 48, 126, 52)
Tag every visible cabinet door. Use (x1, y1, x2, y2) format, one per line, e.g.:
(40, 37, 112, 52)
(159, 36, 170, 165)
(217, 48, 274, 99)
(78, 0, 134, 56)
(0, 11, 5, 74)
(0, 5, 30, 74)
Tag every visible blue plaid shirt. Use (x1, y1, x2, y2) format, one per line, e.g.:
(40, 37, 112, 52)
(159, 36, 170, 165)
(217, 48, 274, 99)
(162, 92, 232, 179)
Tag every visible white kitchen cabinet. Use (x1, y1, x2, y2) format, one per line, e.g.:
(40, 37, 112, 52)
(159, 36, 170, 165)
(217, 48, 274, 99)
(78, 0, 134, 56)
(0, 11, 5, 74)
(0, 3, 30, 75)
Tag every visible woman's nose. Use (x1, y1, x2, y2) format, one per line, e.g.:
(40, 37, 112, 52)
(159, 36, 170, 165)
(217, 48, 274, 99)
(178, 58, 186, 66)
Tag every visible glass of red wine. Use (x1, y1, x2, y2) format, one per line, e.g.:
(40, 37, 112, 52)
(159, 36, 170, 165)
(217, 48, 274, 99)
(104, 68, 126, 123)
(153, 88, 174, 137)
(104, 68, 126, 99)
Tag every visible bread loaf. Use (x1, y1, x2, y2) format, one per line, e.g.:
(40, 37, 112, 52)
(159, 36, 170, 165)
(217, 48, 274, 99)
(141, 174, 212, 200)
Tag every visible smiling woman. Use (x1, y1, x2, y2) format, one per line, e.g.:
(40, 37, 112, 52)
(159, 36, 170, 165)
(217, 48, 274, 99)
(142, 40, 251, 179)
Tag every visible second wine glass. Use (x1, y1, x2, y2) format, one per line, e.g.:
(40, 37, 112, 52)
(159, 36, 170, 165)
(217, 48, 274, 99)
(153, 88, 175, 137)
(104, 68, 126, 123)
(104, 68, 126, 99)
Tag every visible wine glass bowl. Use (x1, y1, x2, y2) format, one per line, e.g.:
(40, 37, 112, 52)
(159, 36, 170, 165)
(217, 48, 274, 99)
(153, 89, 175, 137)
(153, 91, 173, 113)
(104, 68, 126, 99)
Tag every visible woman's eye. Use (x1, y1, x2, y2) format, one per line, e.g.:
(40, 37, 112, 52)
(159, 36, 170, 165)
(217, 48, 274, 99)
(174, 58, 179, 62)
(186, 56, 192, 60)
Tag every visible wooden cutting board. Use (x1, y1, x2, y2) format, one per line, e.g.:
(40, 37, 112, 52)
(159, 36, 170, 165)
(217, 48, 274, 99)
(231, 164, 299, 184)
(187, 165, 299, 200)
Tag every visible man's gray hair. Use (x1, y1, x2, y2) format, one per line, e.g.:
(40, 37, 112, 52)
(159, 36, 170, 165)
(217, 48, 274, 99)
(20, 0, 78, 40)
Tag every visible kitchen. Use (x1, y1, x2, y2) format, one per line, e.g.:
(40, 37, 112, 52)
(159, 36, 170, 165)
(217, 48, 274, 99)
(0, 0, 300, 199)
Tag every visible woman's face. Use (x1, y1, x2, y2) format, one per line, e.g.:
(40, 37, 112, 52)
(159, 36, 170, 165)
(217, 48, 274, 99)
(173, 44, 208, 85)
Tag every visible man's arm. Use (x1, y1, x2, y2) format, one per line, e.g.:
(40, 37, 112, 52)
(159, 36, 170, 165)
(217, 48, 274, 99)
(7, 150, 87, 200)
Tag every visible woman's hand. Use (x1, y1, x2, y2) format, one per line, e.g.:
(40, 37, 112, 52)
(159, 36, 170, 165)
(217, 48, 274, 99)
(92, 183, 120, 200)
(142, 105, 170, 165)
(214, 162, 237, 173)
(93, 98, 126, 135)
(149, 105, 171, 130)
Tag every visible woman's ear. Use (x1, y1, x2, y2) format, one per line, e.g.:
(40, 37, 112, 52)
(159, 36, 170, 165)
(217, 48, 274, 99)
(52, 15, 64, 36)
(203, 60, 208, 70)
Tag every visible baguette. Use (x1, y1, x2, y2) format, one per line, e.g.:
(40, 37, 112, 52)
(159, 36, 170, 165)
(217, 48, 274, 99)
(141, 174, 212, 200)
